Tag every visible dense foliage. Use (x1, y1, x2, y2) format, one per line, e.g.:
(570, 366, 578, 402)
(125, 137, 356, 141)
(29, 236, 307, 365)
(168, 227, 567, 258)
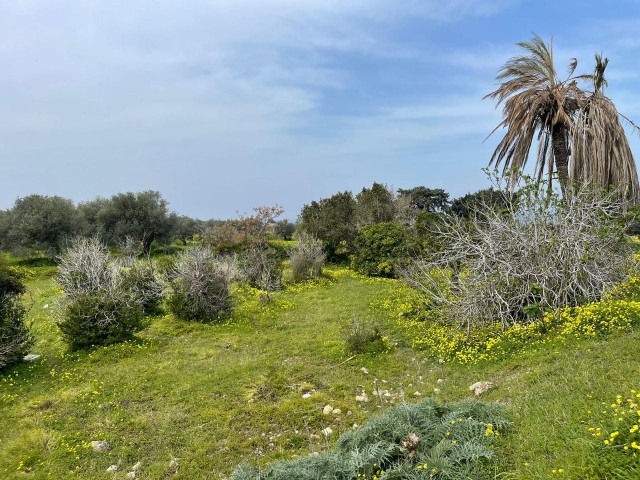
(96, 191, 174, 254)
(355, 182, 396, 226)
(352, 222, 407, 277)
(0, 195, 80, 255)
(0, 261, 33, 369)
(298, 191, 357, 260)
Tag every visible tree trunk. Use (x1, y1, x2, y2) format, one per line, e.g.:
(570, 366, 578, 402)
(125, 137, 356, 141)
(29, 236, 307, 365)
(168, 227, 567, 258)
(142, 237, 153, 256)
(552, 123, 570, 195)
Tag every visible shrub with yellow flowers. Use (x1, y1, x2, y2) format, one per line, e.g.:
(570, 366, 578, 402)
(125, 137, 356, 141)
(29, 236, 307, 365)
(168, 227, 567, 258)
(394, 275, 640, 364)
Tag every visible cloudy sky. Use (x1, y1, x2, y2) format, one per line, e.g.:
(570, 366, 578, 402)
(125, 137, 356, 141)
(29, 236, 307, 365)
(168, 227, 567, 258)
(2, 0, 640, 219)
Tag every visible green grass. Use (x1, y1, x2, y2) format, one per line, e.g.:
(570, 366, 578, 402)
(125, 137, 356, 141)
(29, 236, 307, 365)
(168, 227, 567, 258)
(1, 263, 639, 479)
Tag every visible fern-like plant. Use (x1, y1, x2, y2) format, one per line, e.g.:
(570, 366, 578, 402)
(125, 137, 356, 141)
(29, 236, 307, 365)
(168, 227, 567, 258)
(230, 398, 509, 479)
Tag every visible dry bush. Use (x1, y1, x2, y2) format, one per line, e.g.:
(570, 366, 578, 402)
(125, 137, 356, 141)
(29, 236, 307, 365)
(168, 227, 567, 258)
(403, 180, 633, 335)
(239, 245, 283, 294)
(167, 245, 232, 321)
(57, 237, 166, 348)
(289, 233, 325, 282)
(57, 237, 154, 348)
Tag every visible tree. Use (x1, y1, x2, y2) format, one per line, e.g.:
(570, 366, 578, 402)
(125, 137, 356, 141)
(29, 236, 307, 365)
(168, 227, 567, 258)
(1, 195, 80, 255)
(355, 182, 395, 226)
(170, 214, 200, 245)
(77, 197, 110, 237)
(298, 191, 357, 259)
(449, 188, 510, 218)
(274, 220, 296, 240)
(397, 187, 450, 212)
(352, 222, 407, 277)
(486, 34, 639, 200)
(97, 191, 174, 254)
(209, 206, 284, 253)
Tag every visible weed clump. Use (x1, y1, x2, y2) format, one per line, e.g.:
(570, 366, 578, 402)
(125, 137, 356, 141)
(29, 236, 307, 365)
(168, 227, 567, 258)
(343, 318, 392, 355)
(167, 245, 232, 321)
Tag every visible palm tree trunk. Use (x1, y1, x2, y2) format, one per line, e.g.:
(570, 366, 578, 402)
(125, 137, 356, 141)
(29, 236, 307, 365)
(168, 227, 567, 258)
(552, 124, 570, 194)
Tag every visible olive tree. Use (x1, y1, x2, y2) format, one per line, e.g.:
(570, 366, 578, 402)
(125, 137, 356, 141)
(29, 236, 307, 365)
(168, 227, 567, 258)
(97, 191, 174, 254)
(1, 195, 80, 255)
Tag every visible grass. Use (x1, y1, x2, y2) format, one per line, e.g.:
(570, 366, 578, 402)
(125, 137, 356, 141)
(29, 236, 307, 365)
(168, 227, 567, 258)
(1, 262, 639, 478)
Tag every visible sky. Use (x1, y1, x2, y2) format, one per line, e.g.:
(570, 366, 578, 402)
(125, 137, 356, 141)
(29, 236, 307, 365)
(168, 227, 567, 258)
(2, 0, 640, 220)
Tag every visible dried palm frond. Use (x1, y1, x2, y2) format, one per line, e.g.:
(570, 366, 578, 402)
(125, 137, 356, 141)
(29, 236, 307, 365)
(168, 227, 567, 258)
(486, 35, 639, 203)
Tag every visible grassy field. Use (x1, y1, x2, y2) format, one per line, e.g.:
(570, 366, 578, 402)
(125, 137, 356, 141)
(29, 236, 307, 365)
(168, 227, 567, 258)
(1, 262, 639, 479)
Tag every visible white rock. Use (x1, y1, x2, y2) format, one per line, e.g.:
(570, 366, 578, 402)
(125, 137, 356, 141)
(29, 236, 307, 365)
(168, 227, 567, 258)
(131, 461, 142, 471)
(302, 393, 312, 399)
(360, 367, 369, 374)
(43, 304, 49, 309)
(126, 472, 136, 479)
(437, 378, 444, 384)
(414, 391, 422, 397)
(355, 393, 368, 403)
(433, 388, 441, 394)
(90, 440, 112, 453)
(23, 354, 41, 361)
(332, 408, 341, 415)
(321, 427, 333, 437)
(469, 381, 494, 396)
(106, 465, 119, 472)
(322, 404, 333, 415)
(169, 458, 180, 468)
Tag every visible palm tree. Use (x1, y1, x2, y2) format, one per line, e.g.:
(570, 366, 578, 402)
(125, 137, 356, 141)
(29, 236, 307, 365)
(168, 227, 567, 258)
(485, 34, 639, 201)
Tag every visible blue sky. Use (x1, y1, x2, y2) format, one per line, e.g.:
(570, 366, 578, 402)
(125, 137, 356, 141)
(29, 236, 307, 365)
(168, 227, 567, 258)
(2, 0, 640, 219)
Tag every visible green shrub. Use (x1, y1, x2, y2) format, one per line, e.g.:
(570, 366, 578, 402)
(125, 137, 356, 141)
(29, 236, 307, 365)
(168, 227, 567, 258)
(167, 246, 231, 321)
(59, 294, 144, 350)
(0, 263, 33, 369)
(121, 260, 165, 314)
(352, 222, 407, 277)
(231, 398, 509, 480)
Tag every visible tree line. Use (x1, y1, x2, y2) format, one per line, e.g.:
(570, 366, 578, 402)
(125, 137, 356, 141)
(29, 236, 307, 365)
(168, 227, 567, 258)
(0, 184, 502, 260)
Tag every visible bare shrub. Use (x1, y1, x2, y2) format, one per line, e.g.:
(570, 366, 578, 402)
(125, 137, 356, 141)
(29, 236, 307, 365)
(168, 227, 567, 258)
(57, 237, 118, 299)
(289, 233, 325, 282)
(402, 180, 633, 335)
(167, 246, 231, 321)
(57, 237, 151, 349)
(239, 245, 283, 295)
